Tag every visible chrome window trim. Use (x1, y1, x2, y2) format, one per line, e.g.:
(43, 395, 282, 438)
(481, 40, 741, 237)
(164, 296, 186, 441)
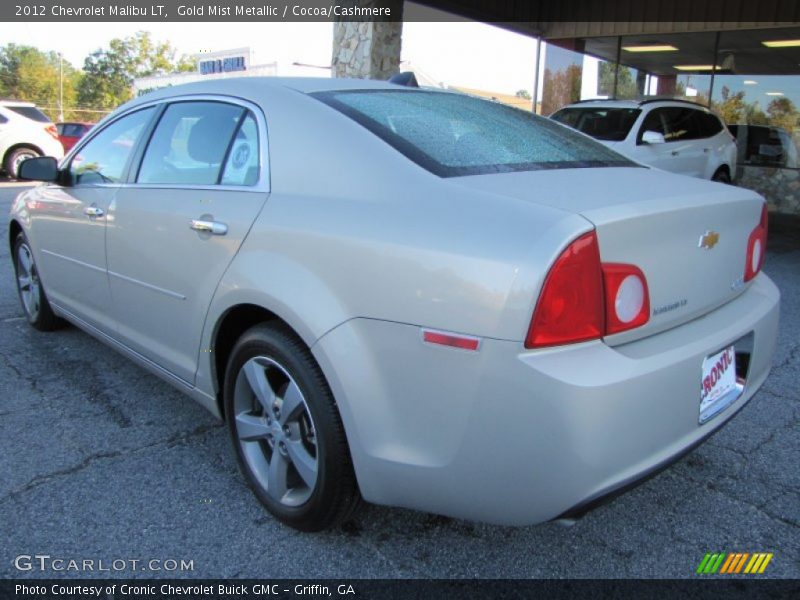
(61, 93, 271, 193)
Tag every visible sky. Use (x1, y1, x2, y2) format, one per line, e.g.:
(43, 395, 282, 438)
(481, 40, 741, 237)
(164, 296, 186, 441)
(4, 19, 539, 96)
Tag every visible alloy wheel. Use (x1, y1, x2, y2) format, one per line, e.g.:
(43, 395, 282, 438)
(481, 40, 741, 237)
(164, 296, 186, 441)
(16, 243, 41, 321)
(233, 356, 318, 507)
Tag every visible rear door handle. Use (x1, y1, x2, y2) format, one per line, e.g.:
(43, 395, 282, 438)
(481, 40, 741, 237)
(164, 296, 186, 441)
(83, 205, 104, 217)
(671, 150, 680, 156)
(190, 219, 228, 235)
(703, 148, 710, 153)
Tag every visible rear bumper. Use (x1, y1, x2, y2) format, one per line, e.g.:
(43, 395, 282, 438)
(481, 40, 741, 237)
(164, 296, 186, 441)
(313, 274, 780, 525)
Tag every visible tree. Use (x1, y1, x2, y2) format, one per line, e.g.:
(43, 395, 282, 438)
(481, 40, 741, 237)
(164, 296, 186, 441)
(515, 89, 531, 100)
(766, 96, 799, 132)
(541, 64, 582, 115)
(78, 31, 197, 111)
(598, 62, 638, 99)
(0, 44, 81, 120)
(713, 85, 747, 125)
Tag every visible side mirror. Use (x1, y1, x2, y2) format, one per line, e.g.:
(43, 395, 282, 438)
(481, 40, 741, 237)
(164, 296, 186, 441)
(17, 156, 59, 182)
(641, 130, 666, 145)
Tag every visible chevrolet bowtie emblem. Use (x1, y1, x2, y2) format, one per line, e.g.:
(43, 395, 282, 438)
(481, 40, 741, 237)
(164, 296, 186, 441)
(699, 230, 720, 249)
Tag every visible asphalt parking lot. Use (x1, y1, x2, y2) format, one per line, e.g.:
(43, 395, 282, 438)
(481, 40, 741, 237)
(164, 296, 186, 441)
(0, 182, 797, 579)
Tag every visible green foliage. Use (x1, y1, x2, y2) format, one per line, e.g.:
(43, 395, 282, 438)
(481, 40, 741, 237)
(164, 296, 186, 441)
(78, 31, 194, 111)
(1, 31, 197, 120)
(0, 44, 81, 120)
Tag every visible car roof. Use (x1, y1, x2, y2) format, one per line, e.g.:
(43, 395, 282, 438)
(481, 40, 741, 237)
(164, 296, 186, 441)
(117, 76, 414, 118)
(559, 98, 712, 111)
(0, 100, 37, 107)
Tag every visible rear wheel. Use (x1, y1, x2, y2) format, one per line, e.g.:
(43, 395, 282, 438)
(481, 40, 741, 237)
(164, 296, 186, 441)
(12, 233, 61, 331)
(5, 147, 40, 179)
(224, 322, 360, 531)
(712, 167, 731, 184)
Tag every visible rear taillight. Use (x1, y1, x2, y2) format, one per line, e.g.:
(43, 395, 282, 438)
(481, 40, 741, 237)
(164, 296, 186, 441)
(744, 203, 768, 282)
(45, 124, 59, 141)
(602, 264, 650, 335)
(525, 231, 650, 349)
(525, 232, 605, 348)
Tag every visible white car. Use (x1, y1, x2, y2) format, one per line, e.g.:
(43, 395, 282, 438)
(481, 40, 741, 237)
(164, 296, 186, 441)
(0, 101, 64, 178)
(551, 99, 737, 182)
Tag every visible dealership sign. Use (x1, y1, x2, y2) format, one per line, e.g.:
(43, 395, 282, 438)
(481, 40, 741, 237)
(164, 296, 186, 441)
(196, 48, 250, 75)
(199, 56, 247, 75)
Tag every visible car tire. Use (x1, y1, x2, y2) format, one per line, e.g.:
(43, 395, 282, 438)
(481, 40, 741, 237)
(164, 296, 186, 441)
(5, 147, 40, 179)
(224, 322, 360, 531)
(12, 232, 62, 331)
(712, 167, 732, 184)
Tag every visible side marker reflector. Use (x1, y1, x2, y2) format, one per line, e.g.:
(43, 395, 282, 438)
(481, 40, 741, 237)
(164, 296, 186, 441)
(422, 329, 480, 351)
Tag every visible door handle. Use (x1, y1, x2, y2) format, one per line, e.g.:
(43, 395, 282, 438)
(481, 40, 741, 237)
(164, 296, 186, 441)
(190, 219, 228, 235)
(83, 205, 104, 217)
(703, 148, 710, 153)
(671, 150, 680, 156)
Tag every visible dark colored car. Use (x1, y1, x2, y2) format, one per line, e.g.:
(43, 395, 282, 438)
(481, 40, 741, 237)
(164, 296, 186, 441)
(728, 124, 799, 169)
(56, 122, 93, 152)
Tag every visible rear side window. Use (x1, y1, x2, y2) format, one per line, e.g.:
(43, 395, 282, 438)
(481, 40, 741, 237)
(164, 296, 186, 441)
(69, 108, 154, 185)
(137, 101, 250, 186)
(0, 113, 8, 125)
(698, 112, 723, 137)
(220, 113, 260, 185)
(314, 90, 634, 177)
(7, 106, 51, 123)
(551, 107, 641, 142)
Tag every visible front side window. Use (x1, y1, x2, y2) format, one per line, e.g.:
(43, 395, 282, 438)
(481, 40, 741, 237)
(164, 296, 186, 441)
(137, 101, 251, 185)
(661, 108, 704, 142)
(314, 90, 634, 177)
(551, 107, 641, 142)
(69, 107, 154, 185)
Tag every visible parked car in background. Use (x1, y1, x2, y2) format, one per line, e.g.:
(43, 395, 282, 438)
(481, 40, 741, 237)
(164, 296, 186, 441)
(10, 78, 779, 531)
(551, 99, 737, 182)
(728, 124, 799, 169)
(56, 122, 93, 153)
(0, 100, 64, 178)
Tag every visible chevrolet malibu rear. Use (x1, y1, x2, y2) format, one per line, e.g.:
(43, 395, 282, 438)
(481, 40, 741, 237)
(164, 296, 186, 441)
(9, 78, 780, 530)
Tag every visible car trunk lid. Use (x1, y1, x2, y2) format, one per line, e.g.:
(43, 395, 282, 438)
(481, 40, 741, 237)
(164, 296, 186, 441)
(450, 167, 765, 345)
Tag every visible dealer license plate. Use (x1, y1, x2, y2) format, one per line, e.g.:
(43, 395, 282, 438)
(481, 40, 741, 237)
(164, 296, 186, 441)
(699, 345, 741, 424)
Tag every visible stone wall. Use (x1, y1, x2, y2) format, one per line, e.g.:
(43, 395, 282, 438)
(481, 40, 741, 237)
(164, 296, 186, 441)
(736, 166, 800, 215)
(332, 3, 403, 80)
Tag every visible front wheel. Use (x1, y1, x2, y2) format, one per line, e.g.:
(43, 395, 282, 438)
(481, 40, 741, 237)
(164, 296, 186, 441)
(224, 323, 360, 531)
(12, 233, 61, 331)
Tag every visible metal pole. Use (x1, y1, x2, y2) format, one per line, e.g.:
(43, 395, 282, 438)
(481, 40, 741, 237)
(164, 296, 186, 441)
(708, 31, 720, 108)
(58, 52, 64, 122)
(532, 36, 542, 114)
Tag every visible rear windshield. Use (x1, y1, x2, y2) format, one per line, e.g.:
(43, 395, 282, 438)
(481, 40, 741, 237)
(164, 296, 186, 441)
(7, 105, 51, 123)
(61, 123, 89, 137)
(313, 90, 634, 177)
(551, 107, 641, 142)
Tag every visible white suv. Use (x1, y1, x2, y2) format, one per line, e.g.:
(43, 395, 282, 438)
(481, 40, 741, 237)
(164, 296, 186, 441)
(0, 101, 64, 178)
(551, 99, 737, 182)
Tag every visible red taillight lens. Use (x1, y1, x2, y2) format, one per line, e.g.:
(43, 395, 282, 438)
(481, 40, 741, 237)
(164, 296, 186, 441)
(744, 203, 768, 282)
(602, 264, 650, 335)
(526, 231, 651, 348)
(525, 232, 605, 348)
(45, 124, 59, 141)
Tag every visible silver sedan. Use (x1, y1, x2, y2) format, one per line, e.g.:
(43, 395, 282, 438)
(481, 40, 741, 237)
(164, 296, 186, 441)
(9, 77, 780, 531)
